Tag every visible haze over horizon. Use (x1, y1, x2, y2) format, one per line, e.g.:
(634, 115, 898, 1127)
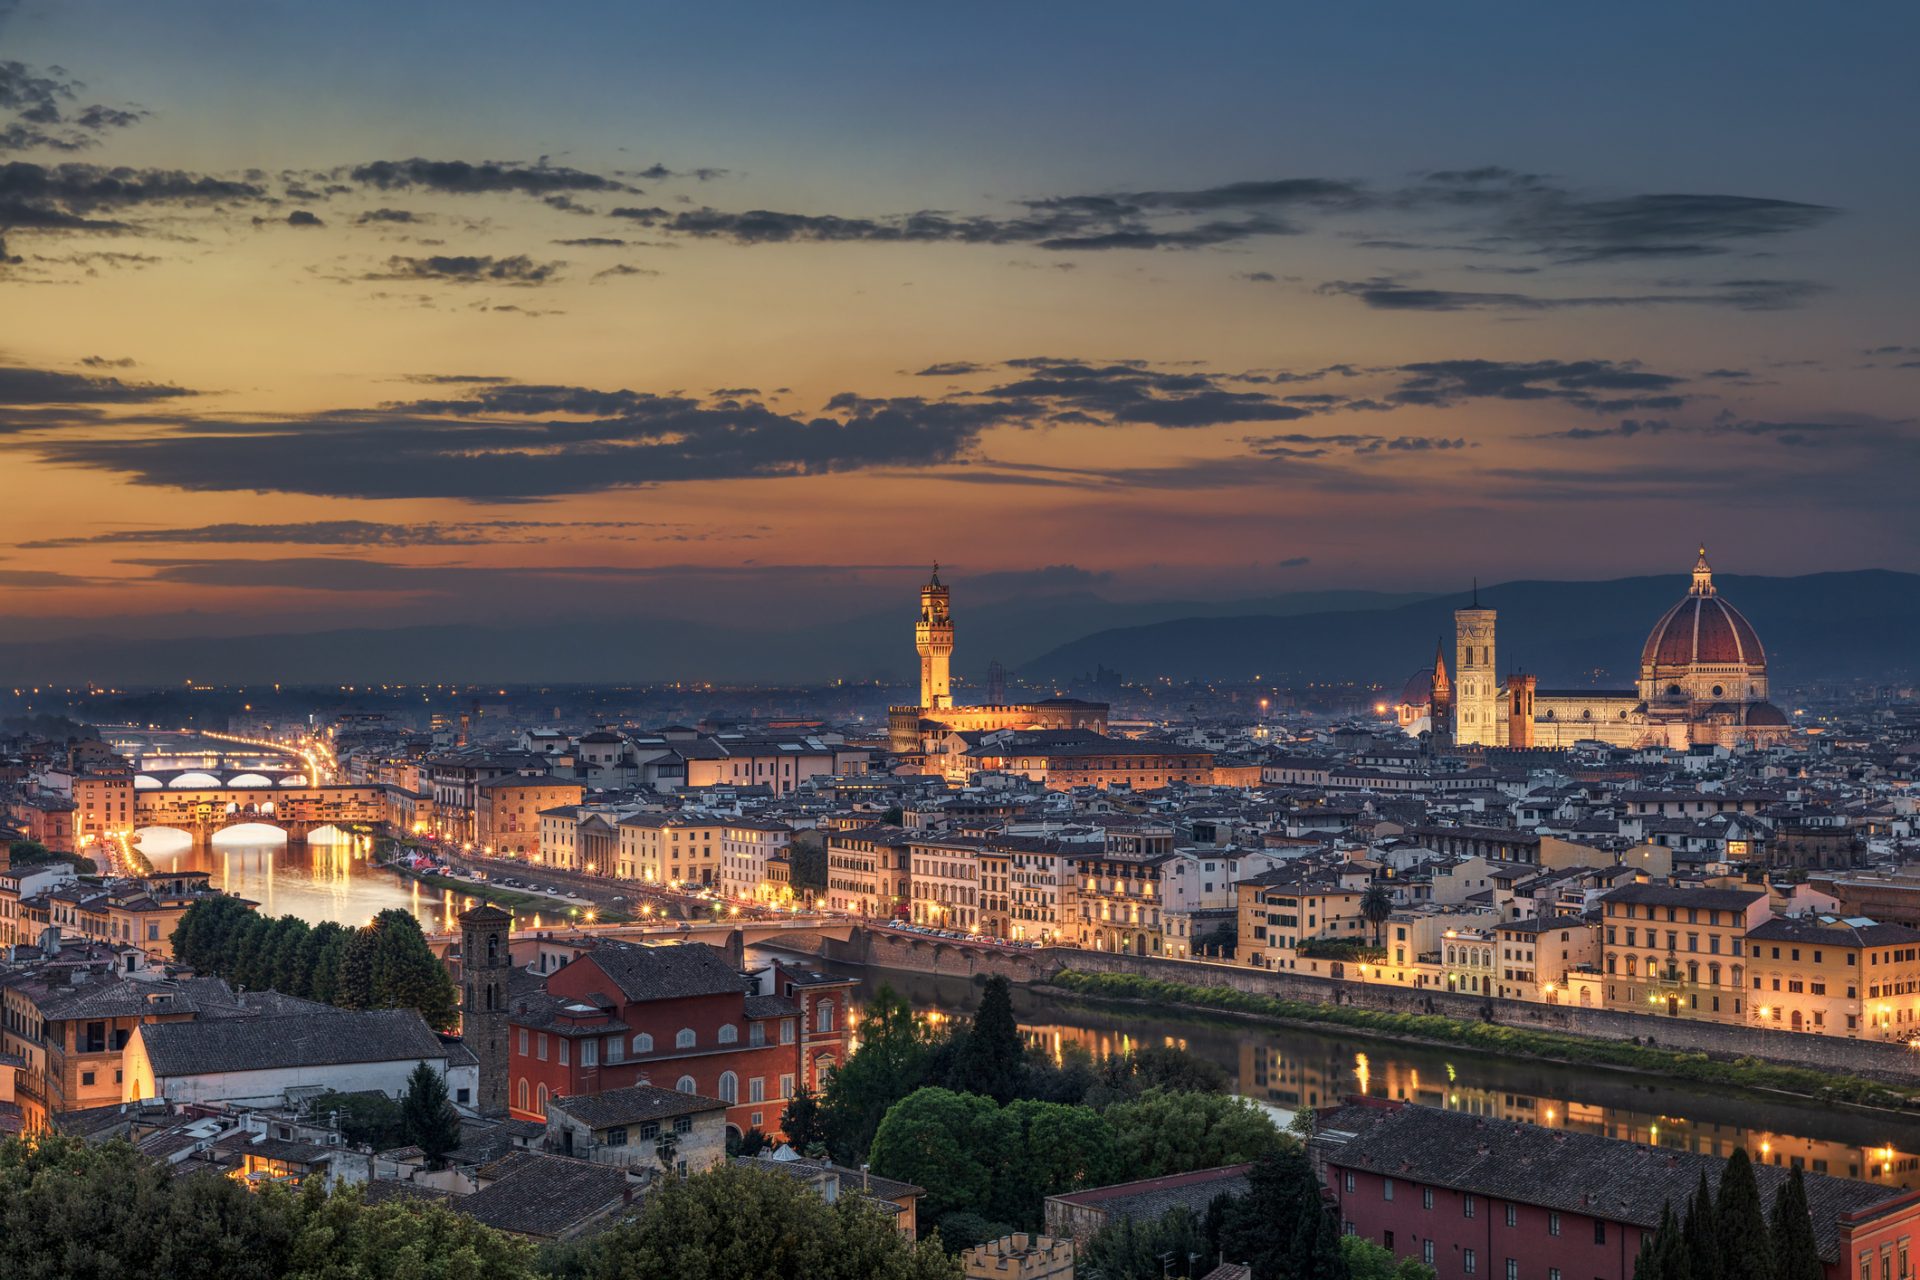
(4, 2, 1918, 645)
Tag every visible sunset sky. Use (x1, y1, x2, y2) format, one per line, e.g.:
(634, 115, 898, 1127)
(4, 2, 1917, 643)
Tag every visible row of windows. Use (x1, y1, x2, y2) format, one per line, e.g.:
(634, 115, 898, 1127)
(516, 1014, 815, 1063)
(1351, 1174, 1604, 1241)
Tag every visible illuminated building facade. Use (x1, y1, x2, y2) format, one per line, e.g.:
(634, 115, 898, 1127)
(1396, 548, 1794, 750)
(888, 567, 1108, 755)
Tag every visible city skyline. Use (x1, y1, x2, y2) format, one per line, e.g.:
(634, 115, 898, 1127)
(4, 2, 1918, 643)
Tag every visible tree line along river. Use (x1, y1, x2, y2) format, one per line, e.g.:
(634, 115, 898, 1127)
(761, 951, 1920, 1192)
(122, 830, 1920, 1194)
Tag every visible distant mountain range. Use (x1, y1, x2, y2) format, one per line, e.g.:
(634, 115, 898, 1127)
(4, 572, 1909, 687)
(1022, 570, 1920, 688)
(0, 588, 1428, 687)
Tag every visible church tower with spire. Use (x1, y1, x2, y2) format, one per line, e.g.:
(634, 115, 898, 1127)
(1428, 640, 1453, 745)
(1454, 582, 1499, 745)
(916, 565, 954, 711)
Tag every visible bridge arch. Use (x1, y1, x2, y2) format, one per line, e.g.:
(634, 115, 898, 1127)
(211, 822, 289, 846)
(227, 772, 276, 788)
(134, 774, 163, 790)
(134, 826, 196, 854)
(169, 771, 223, 788)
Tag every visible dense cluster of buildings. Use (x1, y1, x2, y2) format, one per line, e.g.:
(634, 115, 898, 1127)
(1, 551, 1919, 1266)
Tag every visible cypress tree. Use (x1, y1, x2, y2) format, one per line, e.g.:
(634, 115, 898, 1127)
(399, 1062, 463, 1169)
(1715, 1148, 1777, 1280)
(1635, 1202, 1676, 1280)
(1684, 1170, 1722, 1280)
(948, 975, 1023, 1104)
(1769, 1166, 1822, 1280)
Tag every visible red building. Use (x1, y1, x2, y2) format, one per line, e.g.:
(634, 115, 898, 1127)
(505, 940, 853, 1140)
(1313, 1099, 1920, 1280)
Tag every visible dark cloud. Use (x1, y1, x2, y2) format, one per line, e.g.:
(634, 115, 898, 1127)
(1244, 431, 1474, 459)
(1383, 359, 1689, 413)
(399, 372, 514, 385)
(1318, 277, 1821, 311)
(0, 364, 194, 409)
(354, 207, 420, 225)
(591, 262, 657, 282)
(0, 568, 93, 588)
(0, 60, 147, 154)
(285, 209, 324, 227)
(79, 355, 136, 368)
(26, 387, 1011, 500)
(600, 170, 1839, 265)
(1275, 556, 1311, 568)
(977, 358, 1321, 428)
(0, 160, 265, 237)
(2, 353, 1745, 500)
(20, 518, 702, 549)
(1238, 271, 1278, 283)
(369, 254, 562, 284)
(631, 164, 730, 182)
(553, 236, 626, 247)
(1528, 413, 1862, 448)
(347, 158, 633, 197)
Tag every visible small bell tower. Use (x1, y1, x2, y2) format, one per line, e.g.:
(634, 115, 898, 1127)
(459, 903, 513, 1115)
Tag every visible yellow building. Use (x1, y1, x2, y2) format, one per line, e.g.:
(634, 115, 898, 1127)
(1494, 915, 1600, 1003)
(475, 776, 584, 859)
(1747, 915, 1920, 1039)
(1598, 883, 1769, 1021)
(615, 813, 725, 887)
(1073, 850, 1173, 956)
(1234, 866, 1371, 971)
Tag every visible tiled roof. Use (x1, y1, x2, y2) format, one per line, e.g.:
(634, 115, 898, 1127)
(734, 1153, 922, 1203)
(1748, 916, 1920, 947)
(1598, 883, 1764, 910)
(580, 942, 747, 1002)
(139, 1009, 447, 1078)
(1315, 1102, 1896, 1264)
(460, 1152, 631, 1238)
(1046, 1164, 1252, 1224)
(549, 1084, 727, 1131)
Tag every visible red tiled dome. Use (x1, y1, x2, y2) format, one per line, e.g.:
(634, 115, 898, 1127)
(1641, 594, 1766, 670)
(1399, 670, 1435, 706)
(1745, 702, 1790, 727)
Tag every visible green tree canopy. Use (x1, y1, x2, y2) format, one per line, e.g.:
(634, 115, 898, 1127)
(1080, 1205, 1220, 1280)
(1216, 1145, 1343, 1280)
(819, 986, 937, 1163)
(574, 1162, 960, 1280)
(1342, 1233, 1439, 1280)
(868, 1087, 1014, 1227)
(282, 1182, 536, 1280)
(1104, 1088, 1286, 1179)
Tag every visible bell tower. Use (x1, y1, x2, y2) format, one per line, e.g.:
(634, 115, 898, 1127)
(459, 903, 513, 1115)
(1454, 583, 1498, 746)
(916, 565, 954, 710)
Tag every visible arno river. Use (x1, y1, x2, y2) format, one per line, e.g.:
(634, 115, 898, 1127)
(766, 953, 1920, 1191)
(118, 837, 1920, 1194)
